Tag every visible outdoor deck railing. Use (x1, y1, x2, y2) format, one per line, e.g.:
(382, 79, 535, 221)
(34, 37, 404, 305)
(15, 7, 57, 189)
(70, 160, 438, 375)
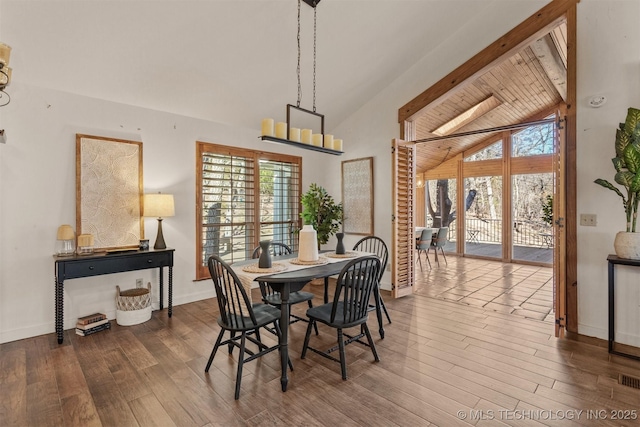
(462, 218, 553, 248)
(433, 218, 552, 248)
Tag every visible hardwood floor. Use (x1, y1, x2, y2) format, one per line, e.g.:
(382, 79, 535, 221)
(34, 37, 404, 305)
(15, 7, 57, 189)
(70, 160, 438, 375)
(1, 281, 639, 427)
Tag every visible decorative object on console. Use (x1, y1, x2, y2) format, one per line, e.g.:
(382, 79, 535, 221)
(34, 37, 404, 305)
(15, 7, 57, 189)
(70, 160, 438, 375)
(143, 193, 175, 250)
(594, 107, 640, 259)
(56, 224, 75, 256)
(0, 42, 11, 107)
(260, 0, 343, 156)
(139, 239, 149, 250)
(76, 234, 94, 255)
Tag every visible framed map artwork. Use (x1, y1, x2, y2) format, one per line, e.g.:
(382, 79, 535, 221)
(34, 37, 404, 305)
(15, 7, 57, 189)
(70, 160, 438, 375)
(76, 134, 144, 250)
(341, 157, 373, 235)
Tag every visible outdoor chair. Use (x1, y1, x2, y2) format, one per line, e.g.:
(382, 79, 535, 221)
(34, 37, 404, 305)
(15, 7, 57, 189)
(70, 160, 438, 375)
(205, 255, 290, 400)
(301, 256, 381, 380)
(430, 227, 449, 266)
(415, 228, 433, 271)
(251, 242, 318, 335)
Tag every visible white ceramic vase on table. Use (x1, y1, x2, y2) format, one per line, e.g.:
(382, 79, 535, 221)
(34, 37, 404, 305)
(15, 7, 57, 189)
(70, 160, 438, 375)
(298, 225, 319, 262)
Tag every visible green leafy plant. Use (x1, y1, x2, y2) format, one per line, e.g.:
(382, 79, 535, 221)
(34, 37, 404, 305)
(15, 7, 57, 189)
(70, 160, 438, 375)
(300, 183, 343, 246)
(594, 107, 640, 232)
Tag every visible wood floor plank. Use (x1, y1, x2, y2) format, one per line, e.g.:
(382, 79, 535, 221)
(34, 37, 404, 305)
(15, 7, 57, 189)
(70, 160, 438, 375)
(60, 391, 101, 427)
(128, 393, 177, 427)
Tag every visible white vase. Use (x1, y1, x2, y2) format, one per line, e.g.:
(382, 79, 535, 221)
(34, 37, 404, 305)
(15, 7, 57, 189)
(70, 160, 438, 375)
(613, 231, 640, 260)
(298, 225, 319, 262)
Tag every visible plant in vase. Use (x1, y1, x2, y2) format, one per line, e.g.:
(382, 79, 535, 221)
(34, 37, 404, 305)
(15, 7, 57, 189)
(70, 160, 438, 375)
(594, 107, 640, 259)
(300, 183, 343, 249)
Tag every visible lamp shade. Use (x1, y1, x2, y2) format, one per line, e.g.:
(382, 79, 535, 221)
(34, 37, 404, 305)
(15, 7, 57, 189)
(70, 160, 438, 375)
(0, 43, 11, 66)
(57, 224, 75, 240)
(144, 194, 175, 218)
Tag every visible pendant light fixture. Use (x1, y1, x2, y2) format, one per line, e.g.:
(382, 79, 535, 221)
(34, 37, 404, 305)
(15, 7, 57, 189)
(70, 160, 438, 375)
(260, 0, 343, 155)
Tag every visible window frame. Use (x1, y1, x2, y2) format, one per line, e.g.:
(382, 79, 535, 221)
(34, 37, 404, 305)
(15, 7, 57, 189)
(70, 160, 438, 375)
(195, 141, 302, 280)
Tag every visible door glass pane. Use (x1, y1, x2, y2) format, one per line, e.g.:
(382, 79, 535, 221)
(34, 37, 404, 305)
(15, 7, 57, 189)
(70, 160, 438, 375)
(511, 173, 554, 263)
(464, 176, 503, 257)
(425, 178, 457, 252)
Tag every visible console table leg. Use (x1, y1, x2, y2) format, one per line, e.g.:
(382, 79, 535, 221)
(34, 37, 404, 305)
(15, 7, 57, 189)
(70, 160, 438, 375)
(168, 266, 173, 317)
(159, 268, 164, 311)
(55, 277, 64, 344)
(608, 261, 614, 353)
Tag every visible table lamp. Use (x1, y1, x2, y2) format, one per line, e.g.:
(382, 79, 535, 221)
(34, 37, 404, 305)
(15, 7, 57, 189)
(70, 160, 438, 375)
(143, 193, 175, 250)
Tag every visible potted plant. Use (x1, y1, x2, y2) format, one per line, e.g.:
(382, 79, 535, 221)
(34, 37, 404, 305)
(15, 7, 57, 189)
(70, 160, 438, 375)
(300, 183, 343, 248)
(594, 107, 640, 259)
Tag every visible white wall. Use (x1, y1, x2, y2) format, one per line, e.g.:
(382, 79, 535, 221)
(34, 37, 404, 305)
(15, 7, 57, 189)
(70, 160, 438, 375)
(0, 83, 333, 343)
(2, 0, 639, 347)
(333, 0, 640, 347)
(574, 0, 640, 346)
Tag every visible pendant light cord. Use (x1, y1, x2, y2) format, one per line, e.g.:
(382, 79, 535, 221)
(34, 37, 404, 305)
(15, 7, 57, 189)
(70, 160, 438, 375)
(296, 0, 302, 108)
(296, 0, 318, 112)
(313, 4, 317, 112)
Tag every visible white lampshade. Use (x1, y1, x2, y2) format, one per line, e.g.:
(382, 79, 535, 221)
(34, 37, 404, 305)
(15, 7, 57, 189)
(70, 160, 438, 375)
(144, 194, 175, 218)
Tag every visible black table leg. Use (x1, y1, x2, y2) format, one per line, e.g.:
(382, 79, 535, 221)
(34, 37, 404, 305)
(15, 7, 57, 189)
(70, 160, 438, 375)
(55, 277, 64, 344)
(159, 268, 164, 311)
(168, 266, 173, 317)
(608, 260, 614, 353)
(279, 283, 290, 391)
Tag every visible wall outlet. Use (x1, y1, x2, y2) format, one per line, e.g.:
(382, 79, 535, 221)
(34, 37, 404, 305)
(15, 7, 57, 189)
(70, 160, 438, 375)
(136, 278, 143, 288)
(579, 213, 597, 226)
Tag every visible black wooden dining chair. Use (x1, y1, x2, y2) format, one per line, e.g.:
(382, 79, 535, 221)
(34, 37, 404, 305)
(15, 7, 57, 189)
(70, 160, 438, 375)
(205, 255, 288, 400)
(353, 236, 391, 338)
(251, 242, 318, 335)
(301, 256, 381, 380)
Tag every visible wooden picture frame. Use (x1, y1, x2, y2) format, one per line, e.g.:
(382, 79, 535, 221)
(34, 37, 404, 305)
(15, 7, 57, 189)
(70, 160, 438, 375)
(342, 157, 374, 235)
(76, 134, 143, 250)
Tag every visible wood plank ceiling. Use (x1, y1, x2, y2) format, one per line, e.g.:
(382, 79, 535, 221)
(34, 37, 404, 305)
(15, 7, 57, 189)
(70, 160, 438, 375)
(413, 23, 567, 173)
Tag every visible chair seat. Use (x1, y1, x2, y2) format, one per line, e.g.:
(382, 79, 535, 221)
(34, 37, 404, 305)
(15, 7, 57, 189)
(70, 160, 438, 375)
(263, 290, 315, 306)
(306, 302, 368, 329)
(217, 303, 281, 331)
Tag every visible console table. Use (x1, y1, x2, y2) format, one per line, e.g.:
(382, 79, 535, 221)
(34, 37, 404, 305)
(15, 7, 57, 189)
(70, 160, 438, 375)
(607, 254, 640, 360)
(53, 248, 174, 344)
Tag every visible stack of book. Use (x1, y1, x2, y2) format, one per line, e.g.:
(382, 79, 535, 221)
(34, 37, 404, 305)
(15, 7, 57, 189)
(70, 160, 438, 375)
(76, 312, 111, 336)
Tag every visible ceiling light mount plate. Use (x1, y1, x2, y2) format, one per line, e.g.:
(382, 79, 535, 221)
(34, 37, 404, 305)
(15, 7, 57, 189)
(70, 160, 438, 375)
(302, 0, 321, 8)
(588, 95, 607, 108)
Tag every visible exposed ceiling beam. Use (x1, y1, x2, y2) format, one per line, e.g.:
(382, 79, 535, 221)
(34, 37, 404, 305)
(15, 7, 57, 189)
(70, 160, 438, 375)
(432, 95, 502, 136)
(531, 34, 567, 101)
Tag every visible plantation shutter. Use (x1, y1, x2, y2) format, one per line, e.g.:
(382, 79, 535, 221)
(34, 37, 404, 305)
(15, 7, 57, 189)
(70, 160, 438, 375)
(392, 139, 416, 298)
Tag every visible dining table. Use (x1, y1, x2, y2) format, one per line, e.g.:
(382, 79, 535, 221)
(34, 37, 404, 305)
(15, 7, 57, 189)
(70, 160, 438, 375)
(232, 250, 380, 392)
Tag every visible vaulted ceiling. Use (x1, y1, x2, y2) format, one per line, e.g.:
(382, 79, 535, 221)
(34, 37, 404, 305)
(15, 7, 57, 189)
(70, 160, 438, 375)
(413, 23, 567, 173)
(1, 0, 550, 135)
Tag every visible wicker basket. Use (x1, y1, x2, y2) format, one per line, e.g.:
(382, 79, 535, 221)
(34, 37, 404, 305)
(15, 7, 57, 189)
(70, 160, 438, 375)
(116, 283, 152, 326)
